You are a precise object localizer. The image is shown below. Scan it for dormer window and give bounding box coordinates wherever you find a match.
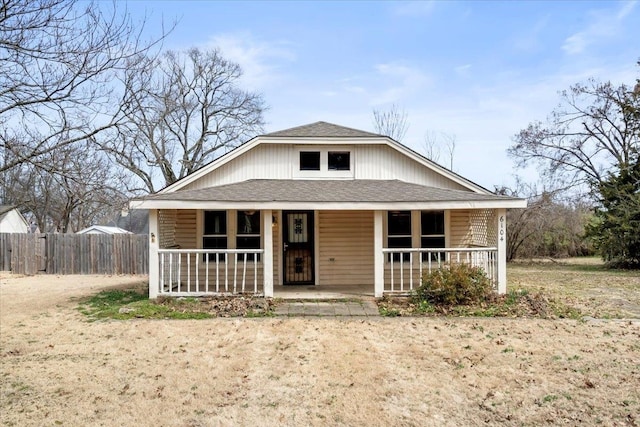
[300,151,320,170]
[328,151,350,170]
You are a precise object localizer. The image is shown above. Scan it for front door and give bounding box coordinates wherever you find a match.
[283,211,314,285]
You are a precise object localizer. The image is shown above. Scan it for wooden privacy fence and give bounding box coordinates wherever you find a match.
[0,233,148,275]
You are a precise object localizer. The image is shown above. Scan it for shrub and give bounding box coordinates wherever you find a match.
[414,263,493,306]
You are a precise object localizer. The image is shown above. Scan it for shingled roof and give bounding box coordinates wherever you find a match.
[264,121,381,138]
[141,179,520,204]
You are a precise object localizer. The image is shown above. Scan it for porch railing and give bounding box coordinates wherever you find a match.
[158,249,264,296]
[382,247,498,294]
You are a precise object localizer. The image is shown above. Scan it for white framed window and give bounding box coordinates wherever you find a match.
[236,210,261,261]
[293,146,354,178]
[203,210,227,260]
[387,210,411,262]
[421,210,445,261]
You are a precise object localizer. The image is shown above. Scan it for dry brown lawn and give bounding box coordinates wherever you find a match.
[1,267,639,427]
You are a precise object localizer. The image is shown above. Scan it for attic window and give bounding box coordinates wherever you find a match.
[328,151,350,170]
[300,151,320,170]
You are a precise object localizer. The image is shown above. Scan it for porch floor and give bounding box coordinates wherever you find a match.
[273,284,374,300]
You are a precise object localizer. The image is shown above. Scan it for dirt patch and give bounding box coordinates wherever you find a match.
[1,272,640,426]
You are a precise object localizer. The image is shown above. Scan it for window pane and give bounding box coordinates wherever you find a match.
[388,237,411,262]
[237,211,260,234]
[236,236,260,249]
[204,211,226,235]
[388,211,411,235]
[300,151,320,170]
[328,151,350,170]
[421,236,445,248]
[388,236,412,248]
[203,236,227,261]
[421,211,444,235]
[421,236,445,262]
[203,236,227,249]
[237,236,261,261]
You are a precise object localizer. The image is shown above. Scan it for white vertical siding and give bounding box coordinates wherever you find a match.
[180,142,473,192]
[318,210,374,286]
[183,144,292,190]
[355,145,469,190]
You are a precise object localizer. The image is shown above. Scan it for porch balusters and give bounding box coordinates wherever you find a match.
[382,247,498,294]
[157,249,264,296]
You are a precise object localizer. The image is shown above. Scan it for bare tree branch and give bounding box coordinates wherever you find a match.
[101,48,266,193]
[509,79,639,197]
[0,0,169,173]
[372,104,409,142]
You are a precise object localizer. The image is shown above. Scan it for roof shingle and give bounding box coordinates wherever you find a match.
[264,121,381,138]
[141,179,518,203]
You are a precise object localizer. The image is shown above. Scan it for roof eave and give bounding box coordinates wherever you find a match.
[130,199,527,211]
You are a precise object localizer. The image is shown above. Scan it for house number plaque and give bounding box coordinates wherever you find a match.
[499,215,505,242]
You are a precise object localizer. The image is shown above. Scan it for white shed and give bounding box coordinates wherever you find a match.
[0,205,29,233]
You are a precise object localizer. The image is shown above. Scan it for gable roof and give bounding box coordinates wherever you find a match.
[133,179,526,210]
[158,121,492,195]
[264,121,381,138]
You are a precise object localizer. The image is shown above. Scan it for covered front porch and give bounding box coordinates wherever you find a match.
[145,207,507,299]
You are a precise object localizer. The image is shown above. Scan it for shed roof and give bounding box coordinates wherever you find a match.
[77,225,133,235]
[0,205,17,215]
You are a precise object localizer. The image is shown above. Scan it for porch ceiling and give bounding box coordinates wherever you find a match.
[131,179,526,210]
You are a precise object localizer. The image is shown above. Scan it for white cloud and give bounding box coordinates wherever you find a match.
[392,1,436,17]
[370,62,432,105]
[454,64,472,77]
[562,1,637,55]
[512,16,550,52]
[206,32,296,90]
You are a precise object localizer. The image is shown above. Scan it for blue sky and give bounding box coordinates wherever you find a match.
[126,0,639,189]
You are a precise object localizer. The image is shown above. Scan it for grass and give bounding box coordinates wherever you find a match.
[377,257,640,319]
[509,257,640,319]
[78,289,214,320]
[77,287,274,320]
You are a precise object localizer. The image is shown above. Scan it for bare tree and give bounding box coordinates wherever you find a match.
[2,143,127,232]
[372,104,409,141]
[101,48,266,193]
[0,0,165,173]
[423,131,457,170]
[496,181,594,261]
[509,78,639,194]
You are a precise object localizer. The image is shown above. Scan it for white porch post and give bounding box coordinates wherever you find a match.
[374,210,384,298]
[148,209,159,299]
[496,208,507,294]
[262,209,274,297]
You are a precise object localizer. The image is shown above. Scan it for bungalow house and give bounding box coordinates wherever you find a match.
[131,122,526,299]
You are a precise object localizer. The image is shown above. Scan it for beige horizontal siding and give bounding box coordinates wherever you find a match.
[450,210,471,247]
[318,210,374,286]
[175,210,197,248]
